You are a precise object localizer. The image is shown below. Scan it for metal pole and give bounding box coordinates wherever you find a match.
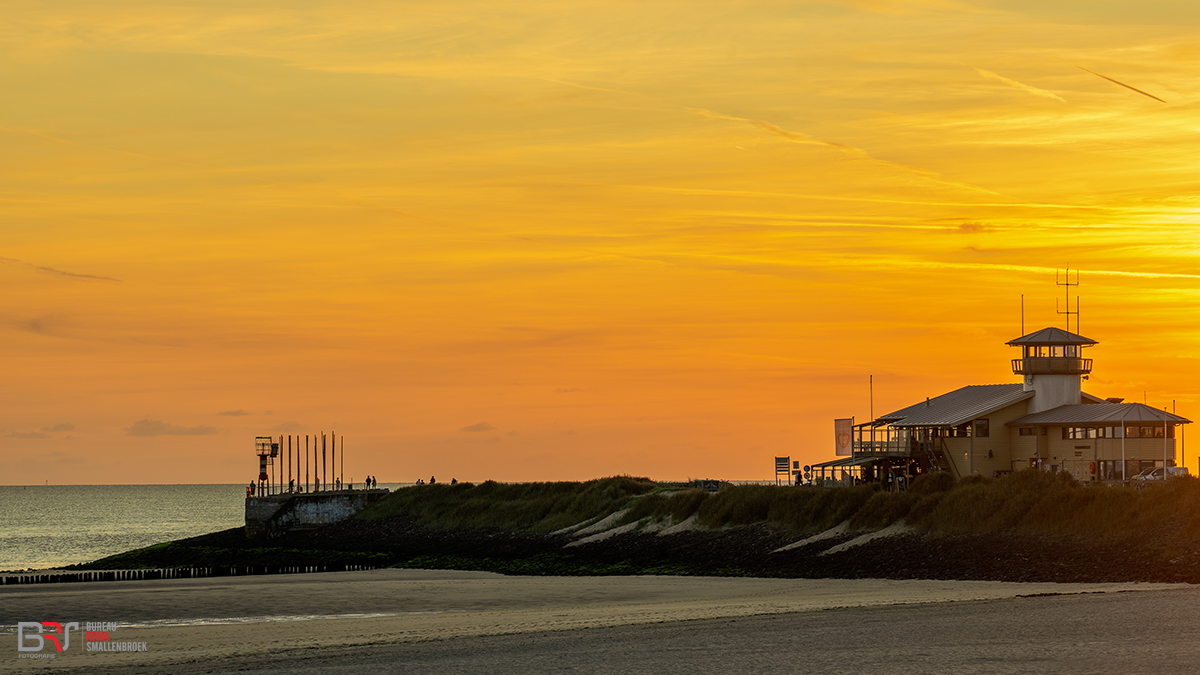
[306,435,310,493]
[1164,412,1169,480]
[332,430,336,490]
[288,435,292,492]
[1175,401,1181,473]
[323,433,327,491]
[969,426,974,476]
[1121,425,1126,483]
[341,435,344,488]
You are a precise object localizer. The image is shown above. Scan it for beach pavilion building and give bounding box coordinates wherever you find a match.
[813,327,1190,485]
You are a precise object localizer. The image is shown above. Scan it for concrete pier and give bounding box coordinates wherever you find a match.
[245,490,389,539]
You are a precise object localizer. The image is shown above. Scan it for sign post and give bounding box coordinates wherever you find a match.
[775,456,791,485]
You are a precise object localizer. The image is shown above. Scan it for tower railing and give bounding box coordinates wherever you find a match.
[1012,357,1092,375]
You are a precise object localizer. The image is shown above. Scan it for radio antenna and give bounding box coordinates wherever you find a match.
[1056,266,1079,333]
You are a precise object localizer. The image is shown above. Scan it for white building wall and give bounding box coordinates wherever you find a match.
[1028,374,1082,413]
[942,401,1029,477]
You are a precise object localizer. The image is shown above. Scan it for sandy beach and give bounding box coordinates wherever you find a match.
[2,570,1192,673]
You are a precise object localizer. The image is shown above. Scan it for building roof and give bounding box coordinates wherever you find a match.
[811,455,877,469]
[1008,402,1191,426]
[878,383,1034,428]
[1006,327,1098,346]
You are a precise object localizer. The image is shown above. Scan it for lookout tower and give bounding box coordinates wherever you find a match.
[1007,327,1096,414]
[254,436,278,496]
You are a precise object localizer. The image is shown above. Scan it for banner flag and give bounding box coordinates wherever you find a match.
[834,418,853,457]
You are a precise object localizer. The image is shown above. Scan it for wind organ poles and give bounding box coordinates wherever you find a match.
[249,432,349,496]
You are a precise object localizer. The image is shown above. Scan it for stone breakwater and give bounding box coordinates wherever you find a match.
[245,489,390,538]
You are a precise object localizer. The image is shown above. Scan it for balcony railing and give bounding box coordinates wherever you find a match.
[851,439,910,455]
[1012,357,1092,375]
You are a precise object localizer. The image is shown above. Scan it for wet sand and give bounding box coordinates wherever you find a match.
[1,570,1192,674]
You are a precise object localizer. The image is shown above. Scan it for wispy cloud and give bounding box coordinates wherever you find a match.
[955,221,990,234]
[460,422,496,432]
[42,423,75,432]
[124,419,218,437]
[972,67,1066,103]
[8,431,51,439]
[0,124,202,169]
[686,108,1001,196]
[217,409,251,416]
[0,257,121,282]
[837,258,1200,281]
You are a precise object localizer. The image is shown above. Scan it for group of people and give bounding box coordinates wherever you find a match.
[264,477,349,494]
[253,474,469,494]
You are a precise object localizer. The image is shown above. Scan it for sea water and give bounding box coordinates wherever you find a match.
[0,483,413,571]
[0,485,245,571]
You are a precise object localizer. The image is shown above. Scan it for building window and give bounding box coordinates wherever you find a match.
[1019,427,1036,436]
[1126,426,1173,439]
[974,419,989,438]
[1063,427,1099,440]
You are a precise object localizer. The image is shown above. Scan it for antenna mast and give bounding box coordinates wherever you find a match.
[1056,266,1079,333]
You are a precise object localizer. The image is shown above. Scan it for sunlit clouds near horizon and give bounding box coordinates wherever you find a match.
[3,0,1199,484]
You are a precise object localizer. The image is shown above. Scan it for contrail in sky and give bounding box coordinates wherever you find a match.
[973,67,1066,102]
[687,108,1001,196]
[1076,66,1167,103]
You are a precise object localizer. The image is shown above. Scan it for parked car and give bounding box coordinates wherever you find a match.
[1130,466,1189,483]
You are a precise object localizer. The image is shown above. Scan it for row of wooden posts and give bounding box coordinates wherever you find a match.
[0,563,379,586]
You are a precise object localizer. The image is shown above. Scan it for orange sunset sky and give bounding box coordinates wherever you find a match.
[3,0,1199,485]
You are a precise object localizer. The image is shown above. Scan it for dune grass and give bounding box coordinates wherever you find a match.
[357,475,658,532]
[78,471,1200,574]
[360,470,1200,540]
